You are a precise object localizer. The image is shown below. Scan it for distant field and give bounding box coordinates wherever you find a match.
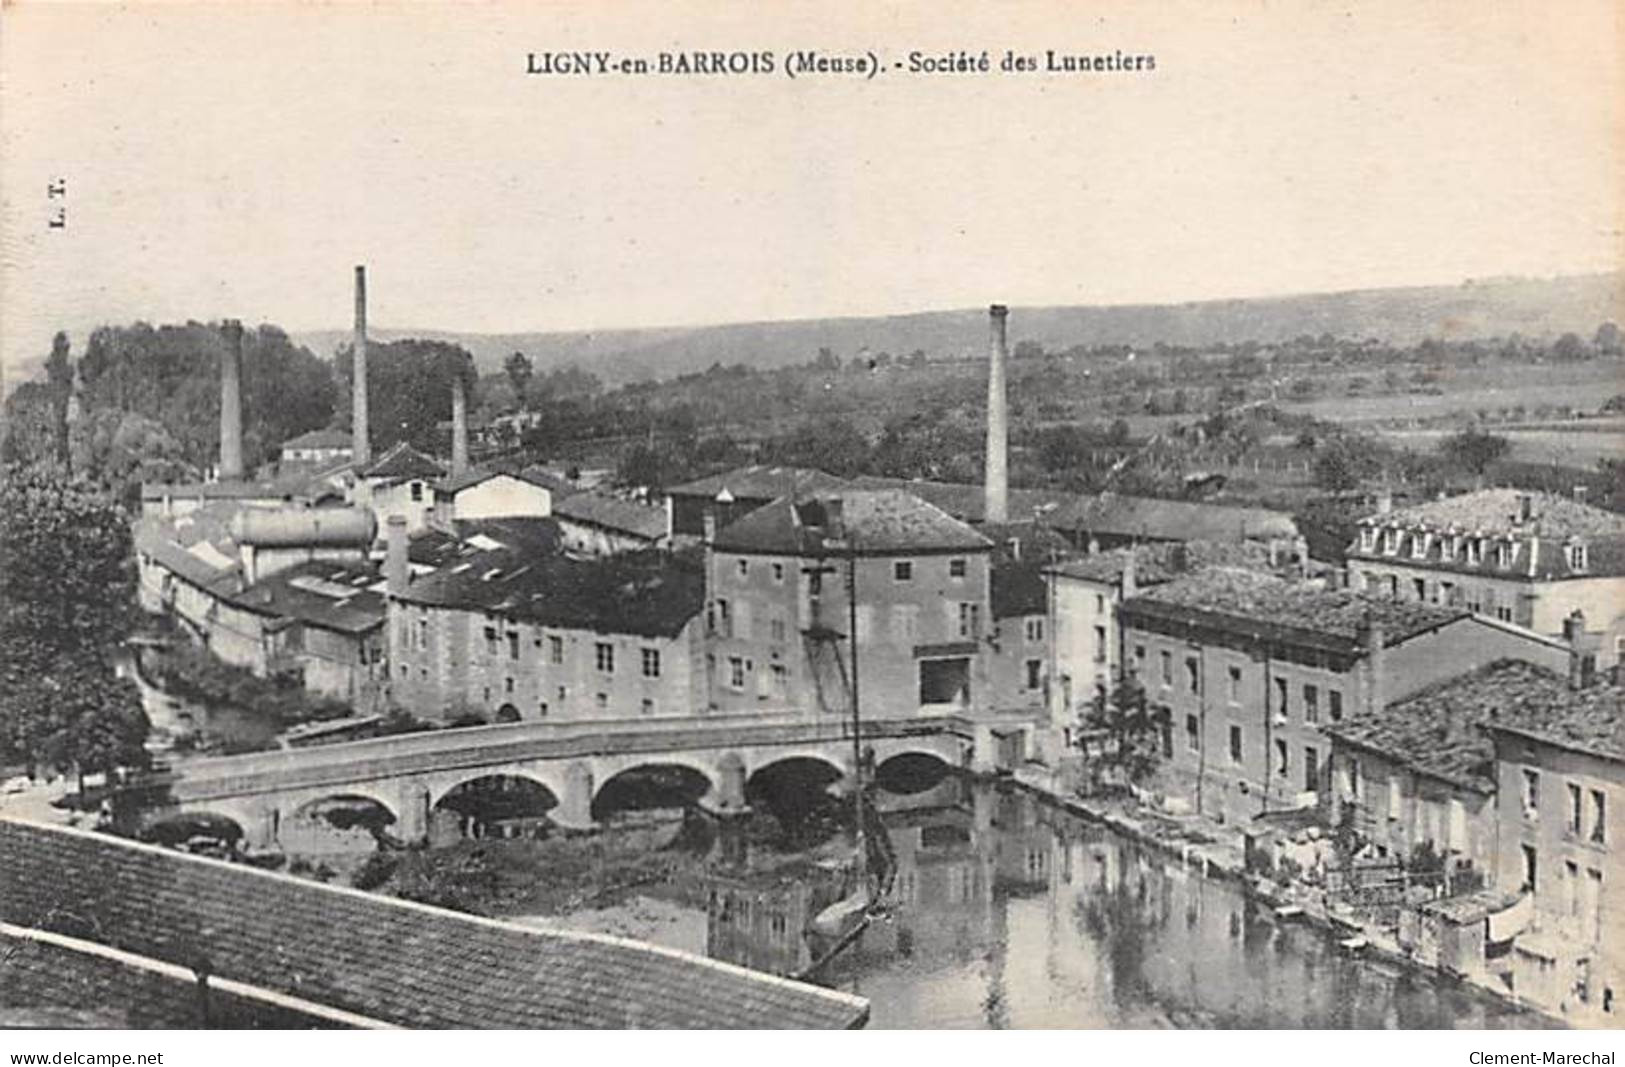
[1382,428,1624,469]
[1279,360,1623,427]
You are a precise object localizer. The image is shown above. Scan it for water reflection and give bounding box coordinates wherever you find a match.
[697,779,1555,1030]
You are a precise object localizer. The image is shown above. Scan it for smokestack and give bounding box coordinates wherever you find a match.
[451,374,469,475]
[219,320,245,481]
[386,514,409,596]
[1359,616,1387,713]
[985,304,1009,524]
[352,265,372,467]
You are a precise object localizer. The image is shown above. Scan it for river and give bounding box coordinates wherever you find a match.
[566,775,1556,1029]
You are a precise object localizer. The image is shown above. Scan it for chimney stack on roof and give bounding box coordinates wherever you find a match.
[451,373,470,476]
[352,265,372,467]
[1358,615,1387,713]
[219,319,245,482]
[386,514,409,596]
[985,304,1009,525]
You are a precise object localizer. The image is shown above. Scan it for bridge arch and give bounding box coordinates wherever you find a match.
[280,793,399,855]
[429,772,561,843]
[139,809,247,854]
[745,755,847,840]
[874,751,955,795]
[591,762,715,821]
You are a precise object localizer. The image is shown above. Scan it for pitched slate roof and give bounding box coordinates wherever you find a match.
[234,560,386,635]
[1326,661,1624,792]
[0,819,869,1029]
[438,462,570,497]
[362,441,445,482]
[554,492,669,542]
[1367,489,1625,539]
[133,504,244,591]
[712,490,991,556]
[281,429,353,452]
[847,476,1083,525]
[992,560,1047,619]
[1486,682,1625,764]
[1121,567,1467,653]
[1051,492,1300,543]
[1349,490,1625,579]
[408,519,568,569]
[398,547,704,639]
[669,465,849,501]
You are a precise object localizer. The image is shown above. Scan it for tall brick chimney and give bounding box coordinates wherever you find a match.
[451,373,469,476]
[1359,616,1387,713]
[985,304,1009,524]
[352,265,372,467]
[219,320,245,481]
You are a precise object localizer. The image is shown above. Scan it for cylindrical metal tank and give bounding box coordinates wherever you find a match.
[230,507,377,547]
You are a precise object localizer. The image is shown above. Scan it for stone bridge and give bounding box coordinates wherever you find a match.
[135,712,986,850]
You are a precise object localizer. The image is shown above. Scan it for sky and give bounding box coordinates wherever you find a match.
[1,0,1620,389]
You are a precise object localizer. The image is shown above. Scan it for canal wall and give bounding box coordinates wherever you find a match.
[1003,771,1571,1029]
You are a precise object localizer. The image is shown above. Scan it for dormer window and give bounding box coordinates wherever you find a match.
[1466,538,1484,566]
[1567,541,1589,573]
[1359,527,1377,553]
[1411,532,1429,560]
[1495,542,1515,569]
[1382,528,1400,556]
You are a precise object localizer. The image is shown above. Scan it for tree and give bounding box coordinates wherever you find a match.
[1313,437,1378,492]
[335,338,476,455]
[1552,332,1587,361]
[0,463,148,778]
[1439,427,1510,475]
[503,351,534,407]
[1596,321,1622,356]
[1079,675,1163,790]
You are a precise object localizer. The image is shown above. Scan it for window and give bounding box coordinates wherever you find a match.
[1522,769,1540,820]
[641,698,655,716]
[1095,594,1105,614]
[894,560,914,582]
[1360,527,1376,552]
[641,648,661,678]
[1568,542,1589,572]
[1329,689,1343,722]
[807,571,822,596]
[505,677,515,694]
[1566,860,1581,918]
[1467,539,1483,566]
[1186,657,1200,695]
[771,561,785,583]
[1186,714,1200,752]
[1496,542,1513,569]
[506,631,520,661]
[1133,644,1146,672]
[557,685,567,702]
[1160,650,1172,687]
[728,656,746,690]
[483,625,498,654]
[1592,789,1608,844]
[1411,534,1428,560]
[417,620,428,650]
[549,635,563,664]
[957,602,980,638]
[1273,676,1289,720]
[712,598,730,637]
[1228,665,1242,704]
[1570,783,1584,836]
[595,642,615,673]
[1304,745,1318,792]
[595,692,609,710]
[1093,626,1107,663]
[1388,776,1403,820]
[1522,844,1538,891]
[1024,617,1044,642]
[737,558,749,578]
[1275,739,1289,776]
[1349,757,1362,800]
[770,617,787,643]
[1304,684,1319,724]
[949,558,967,579]
[1025,659,1042,691]
[770,663,789,695]
[1412,578,1427,601]
[537,701,548,717]
[410,481,423,502]
[1229,725,1243,764]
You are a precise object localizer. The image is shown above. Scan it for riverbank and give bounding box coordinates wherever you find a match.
[1007,771,1568,1029]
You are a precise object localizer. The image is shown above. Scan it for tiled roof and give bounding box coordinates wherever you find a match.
[1325,661,1623,791]
[140,480,294,502]
[281,429,353,451]
[134,505,243,592]
[1349,490,1625,579]
[1121,567,1466,651]
[438,462,567,496]
[407,519,567,569]
[0,819,869,1029]
[398,547,704,639]
[712,490,991,556]
[1050,492,1300,543]
[1485,683,1625,764]
[847,476,1083,526]
[518,464,582,499]
[669,465,849,501]
[1367,489,1625,539]
[362,442,445,482]
[1046,540,1277,586]
[234,560,386,635]
[0,927,379,1029]
[555,492,669,541]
